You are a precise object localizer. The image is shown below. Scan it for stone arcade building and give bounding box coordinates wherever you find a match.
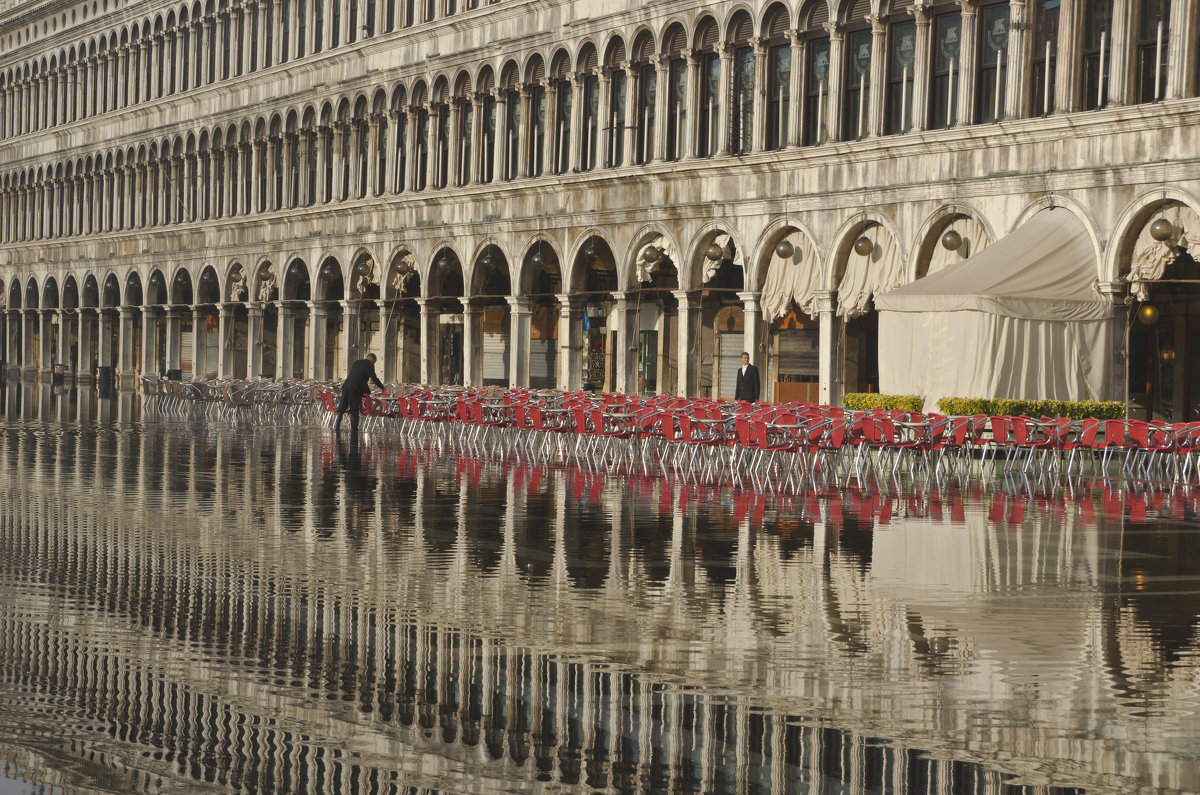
[0,0,1198,415]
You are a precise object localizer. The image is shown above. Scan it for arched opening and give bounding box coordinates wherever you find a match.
[1122,202,1200,420]
[195,266,221,378]
[629,236,679,395]
[428,247,465,385]
[146,269,169,376]
[834,221,903,396]
[316,257,344,381]
[694,231,746,399]
[571,236,617,391]
[170,269,195,379]
[61,276,80,374]
[123,271,143,375]
[348,251,381,365]
[470,244,512,386]
[761,227,823,403]
[24,278,41,372]
[383,252,421,384]
[521,241,560,389]
[281,259,311,379]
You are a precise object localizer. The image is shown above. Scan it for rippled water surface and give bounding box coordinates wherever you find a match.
[1,382,1199,794]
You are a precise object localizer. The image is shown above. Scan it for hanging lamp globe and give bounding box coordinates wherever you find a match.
[1137,303,1160,325]
[1150,217,1174,242]
[854,235,874,256]
[584,243,599,263]
[481,253,493,268]
[531,250,545,267]
[941,228,963,251]
[643,245,662,264]
[775,239,795,259]
[706,242,724,261]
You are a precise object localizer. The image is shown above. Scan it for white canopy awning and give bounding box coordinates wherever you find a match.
[876,209,1112,408]
[875,208,1109,321]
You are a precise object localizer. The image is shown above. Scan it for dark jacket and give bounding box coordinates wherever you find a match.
[734,363,760,403]
[343,358,385,398]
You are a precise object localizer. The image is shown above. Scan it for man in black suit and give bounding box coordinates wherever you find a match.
[336,352,386,433]
[734,351,760,403]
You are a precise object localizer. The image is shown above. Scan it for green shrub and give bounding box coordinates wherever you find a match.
[841,393,924,412]
[935,396,1125,419]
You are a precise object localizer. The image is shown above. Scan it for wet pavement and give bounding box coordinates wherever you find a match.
[0,381,1199,793]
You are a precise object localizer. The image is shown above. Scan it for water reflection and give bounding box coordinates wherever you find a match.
[0,384,1198,792]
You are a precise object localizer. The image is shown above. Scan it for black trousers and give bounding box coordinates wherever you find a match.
[335,391,364,431]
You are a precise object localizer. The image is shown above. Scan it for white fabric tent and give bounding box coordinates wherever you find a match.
[875,208,1112,410]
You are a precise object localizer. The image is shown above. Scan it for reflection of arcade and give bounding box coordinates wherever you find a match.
[2,422,1200,792]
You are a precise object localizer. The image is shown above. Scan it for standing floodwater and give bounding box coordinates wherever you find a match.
[1,382,1199,793]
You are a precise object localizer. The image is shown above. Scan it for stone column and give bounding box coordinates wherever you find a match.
[192,307,206,378]
[142,306,158,375]
[596,70,612,168]
[38,308,53,375]
[384,111,400,192]
[738,291,763,374]
[1167,0,1195,99]
[118,306,135,378]
[751,38,769,151]
[418,298,435,384]
[469,95,483,184]
[610,291,634,394]
[462,298,481,387]
[316,126,330,202]
[217,303,234,378]
[331,123,345,200]
[825,23,845,141]
[491,91,506,181]
[506,296,530,388]
[673,290,699,397]
[276,304,292,379]
[681,52,700,159]
[78,309,94,375]
[716,47,733,155]
[621,63,638,164]
[956,1,978,125]
[341,299,358,373]
[424,104,438,187]
[651,57,670,162]
[297,133,311,205]
[308,301,327,379]
[247,303,264,378]
[1004,0,1028,120]
[1107,0,1131,106]
[814,290,838,406]
[366,117,380,195]
[97,309,114,371]
[909,7,931,132]
[375,300,392,382]
[867,16,887,137]
[250,138,262,212]
[165,309,181,377]
[446,103,461,188]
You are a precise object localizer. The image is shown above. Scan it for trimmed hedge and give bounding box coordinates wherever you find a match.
[841,393,925,412]
[936,397,1126,419]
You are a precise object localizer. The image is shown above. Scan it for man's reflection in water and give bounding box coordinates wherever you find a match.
[337,429,375,542]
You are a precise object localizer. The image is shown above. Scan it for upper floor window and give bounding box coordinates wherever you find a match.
[1031,0,1060,116]
[886,20,916,134]
[1081,0,1113,109]
[929,8,961,129]
[1136,0,1170,102]
[976,2,1009,122]
[843,26,871,140]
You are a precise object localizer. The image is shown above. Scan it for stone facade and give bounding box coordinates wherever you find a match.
[1,0,1198,409]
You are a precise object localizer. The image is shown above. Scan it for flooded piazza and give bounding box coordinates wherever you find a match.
[0,382,1199,794]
